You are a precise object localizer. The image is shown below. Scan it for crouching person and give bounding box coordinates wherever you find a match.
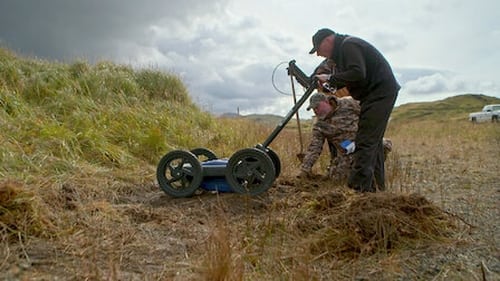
[298,93,360,183]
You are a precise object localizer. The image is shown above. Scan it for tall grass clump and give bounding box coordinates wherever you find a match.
[0,47,229,181]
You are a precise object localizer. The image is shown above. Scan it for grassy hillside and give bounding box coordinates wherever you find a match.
[242,113,285,127]
[0,48,269,181]
[390,94,500,122]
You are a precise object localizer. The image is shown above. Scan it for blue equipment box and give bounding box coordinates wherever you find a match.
[199,159,233,192]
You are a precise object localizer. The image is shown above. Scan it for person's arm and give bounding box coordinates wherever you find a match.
[316,43,366,88]
[332,43,366,84]
[300,126,326,171]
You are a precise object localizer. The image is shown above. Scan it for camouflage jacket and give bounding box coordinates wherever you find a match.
[300,96,360,176]
[317,96,360,136]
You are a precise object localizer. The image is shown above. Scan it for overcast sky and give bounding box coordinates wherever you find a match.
[1,0,499,117]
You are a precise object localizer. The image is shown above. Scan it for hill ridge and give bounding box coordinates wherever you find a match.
[225,94,500,125]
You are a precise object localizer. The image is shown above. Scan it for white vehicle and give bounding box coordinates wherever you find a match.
[469,104,500,123]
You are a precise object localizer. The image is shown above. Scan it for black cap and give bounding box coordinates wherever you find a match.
[309,28,335,54]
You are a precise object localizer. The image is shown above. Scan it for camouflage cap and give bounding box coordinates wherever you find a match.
[306,92,327,111]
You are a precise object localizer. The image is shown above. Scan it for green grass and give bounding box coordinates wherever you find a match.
[1,47,265,182]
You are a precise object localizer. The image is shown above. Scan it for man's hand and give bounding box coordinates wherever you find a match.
[315,74,332,82]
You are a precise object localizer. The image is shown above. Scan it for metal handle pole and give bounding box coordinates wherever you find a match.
[290,75,304,154]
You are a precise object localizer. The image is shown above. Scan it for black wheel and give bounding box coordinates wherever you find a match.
[190,147,217,161]
[492,116,498,122]
[225,148,276,195]
[260,147,281,178]
[471,117,477,123]
[156,150,203,198]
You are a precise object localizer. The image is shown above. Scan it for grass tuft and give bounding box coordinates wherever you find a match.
[301,192,456,258]
[0,180,54,239]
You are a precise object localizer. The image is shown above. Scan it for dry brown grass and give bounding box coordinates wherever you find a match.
[0,180,54,239]
[201,207,244,281]
[1,120,499,280]
[300,192,456,259]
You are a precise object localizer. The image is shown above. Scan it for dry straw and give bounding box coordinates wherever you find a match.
[296,191,457,259]
[0,180,54,239]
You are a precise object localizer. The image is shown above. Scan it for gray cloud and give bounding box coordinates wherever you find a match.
[394,68,447,86]
[1,0,499,116]
[0,0,228,60]
[404,73,452,94]
[395,67,498,107]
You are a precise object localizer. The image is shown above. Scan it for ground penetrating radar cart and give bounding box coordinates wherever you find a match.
[156,60,317,198]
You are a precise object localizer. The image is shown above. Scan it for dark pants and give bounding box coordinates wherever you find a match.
[348,91,397,192]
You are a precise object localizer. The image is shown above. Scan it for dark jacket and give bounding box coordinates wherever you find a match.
[330,34,400,101]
